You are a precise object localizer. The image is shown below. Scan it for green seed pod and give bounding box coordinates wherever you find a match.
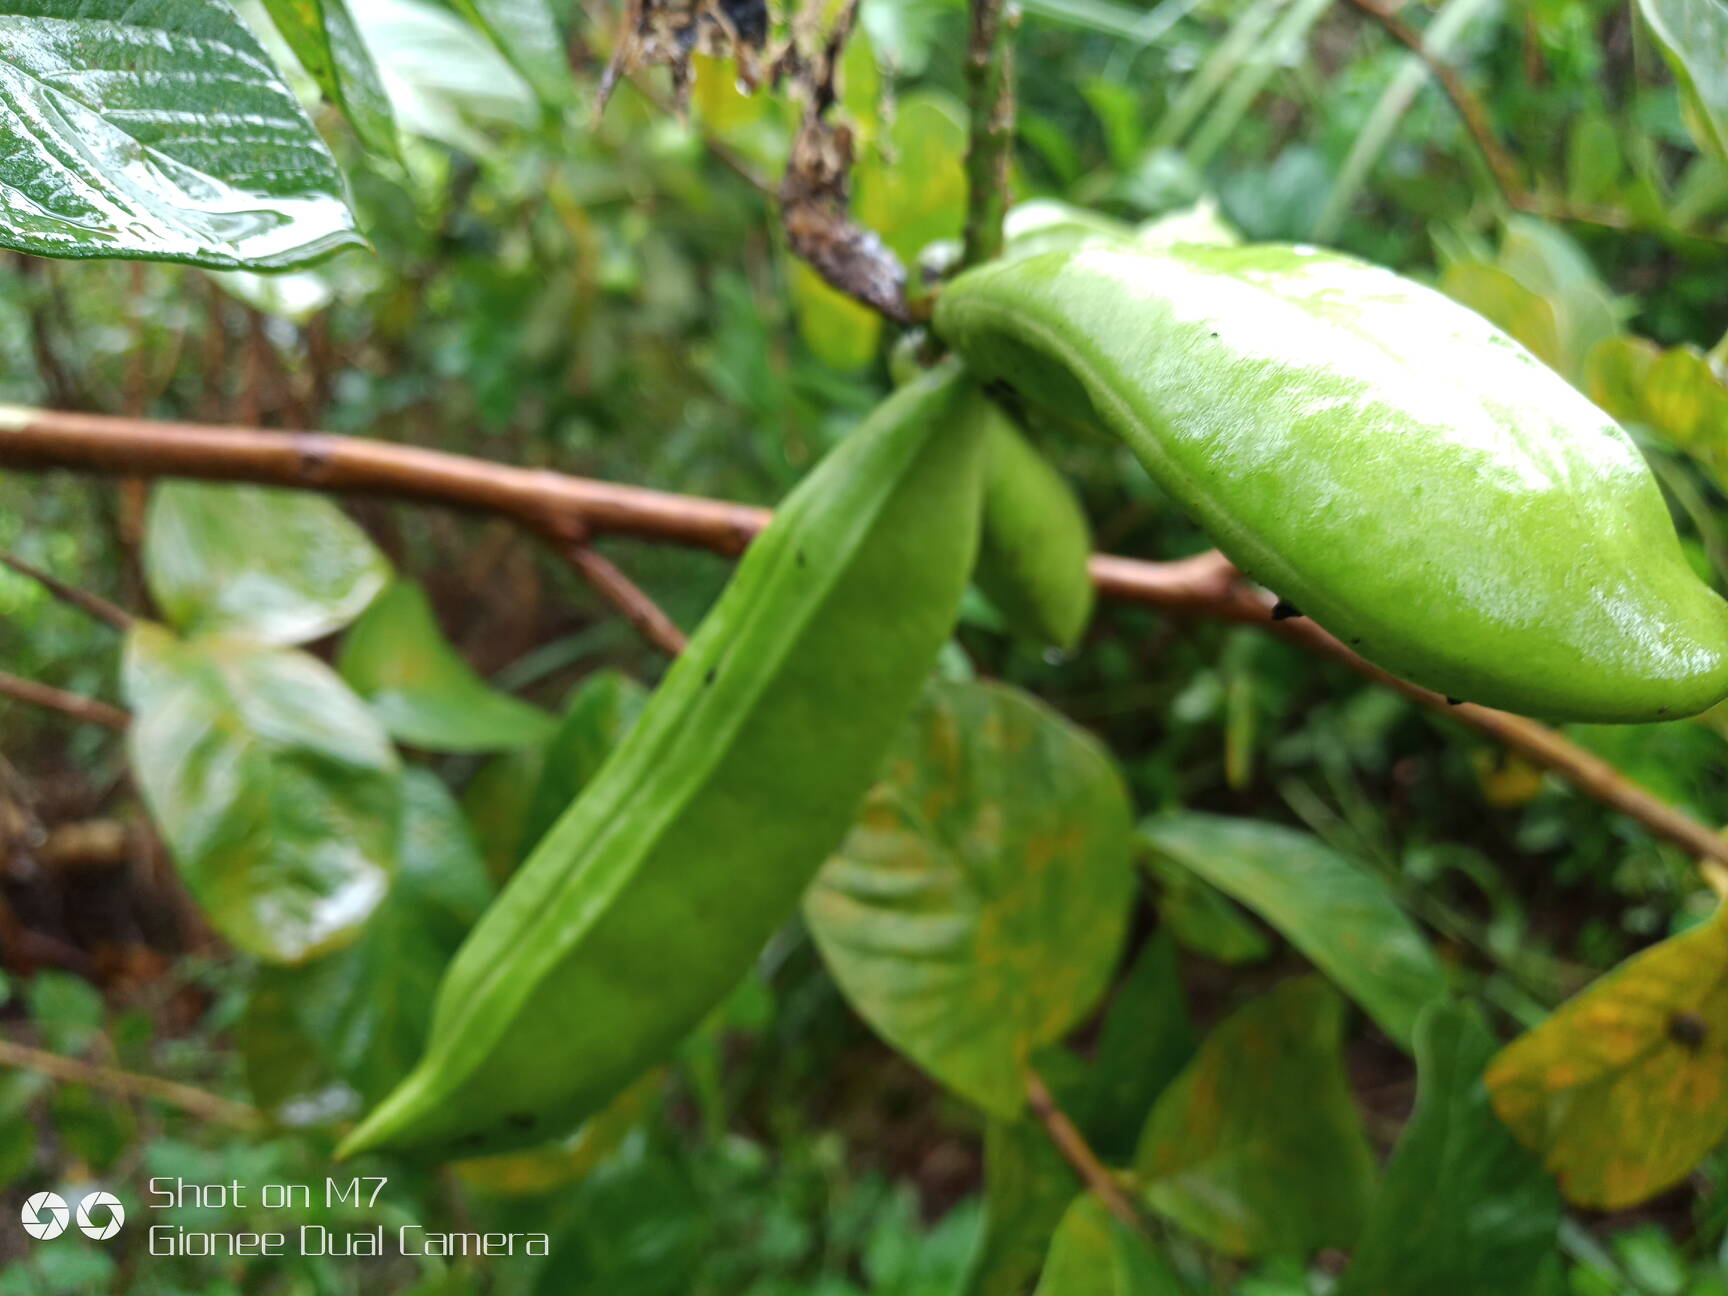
[974,406,1095,651]
[934,242,1728,722]
[338,364,989,1159]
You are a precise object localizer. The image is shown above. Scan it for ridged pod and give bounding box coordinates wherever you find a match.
[974,407,1095,650]
[339,363,988,1158]
[934,242,1728,721]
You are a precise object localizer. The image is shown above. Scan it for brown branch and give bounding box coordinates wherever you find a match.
[541,528,689,656]
[0,671,129,730]
[0,1035,259,1129]
[3,406,1726,866]
[0,550,132,630]
[1025,1068,1148,1237]
[961,0,1016,268]
[1343,0,1524,205]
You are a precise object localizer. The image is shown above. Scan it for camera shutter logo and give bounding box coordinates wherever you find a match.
[20,1192,69,1240]
[75,1191,124,1240]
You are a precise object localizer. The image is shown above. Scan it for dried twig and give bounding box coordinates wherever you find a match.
[0,671,128,731]
[0,1036,259,1129]
[0,550,131,630]
[3,406,1725,867]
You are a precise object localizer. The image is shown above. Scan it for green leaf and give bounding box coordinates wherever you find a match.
[124,623,400,963]
[964,1117,1081,1296]
[791,257,884,372]
[854,91,969,264]
[1073,932,1197,1162]
[24,970,104,1054]
[0,1,361,267]
[145,483,390,647]
[451,0,567,107]
[462,743,546,883]
[1486,901,1728,1209]
[521,669,649,851]
[338,579,554,752]
[1146,852,1271,966]
[253,768,492,1104]
[1341,1001,1559,1296]
[1140,815,1448,1049]
[1032,1195,1183,1296]
[262,0,401,160]
[1636,0,1728,161]
[806,680,1136,1119]
[1135,977,1375,1258]
[1441,262,1565,376]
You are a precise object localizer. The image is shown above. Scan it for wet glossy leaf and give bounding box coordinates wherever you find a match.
[338,580,554,752]
[0,2,360,267]
[124,623,400,963]
[145,483,390,647]
[1073,931,1197,1161]
[1486,902,1728,1209]
[1141,815,1447,1048]
[253,768,492,1104]
[1636,0,1728,161]
[854,91,969,264]
[964,1117,1080,1296]
[1033,1195,1183,1296]
[262,0,400,159]
[451,0,567,106]
[521,669,648,851]
[1135,978,1375,1257]
[806,680,1136,1118]
[353,0,537,152]
[1341,1001,1559,1296]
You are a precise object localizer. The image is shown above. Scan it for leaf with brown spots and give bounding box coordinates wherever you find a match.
[805,680,1135,1118]
[1485,903,1728,1209]
[1134,977,1375,1257]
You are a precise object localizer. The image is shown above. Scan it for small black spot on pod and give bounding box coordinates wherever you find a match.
[1446,697,1463,706]
[1350,638,1362,646]
[507,1112,537,1131]
[1271,599,1303,621]
[704,668,717,685]
[1669,1011,1708,1051]
[455,1132,487,1150]
[797,550,807,569]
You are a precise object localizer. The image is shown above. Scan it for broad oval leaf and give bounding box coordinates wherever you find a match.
[0,1,361,267]
[1140,814,1447,1049]
[124,623,400,963]
[249,768,491,1110]
[1134,977,1375,1257]
[262,0,400,160]
[806,680,1136,1119]
[338,579,554,752]
[145,483,390,647]
[854,91,968,264]
[1485,901,1728,1209]
[1340,1000,1560,1296]
[1032,1195,1183,1296]
[1636,0,1728,162]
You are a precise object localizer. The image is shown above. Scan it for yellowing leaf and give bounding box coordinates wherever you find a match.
[1135,977,1375,1257]
[806,681,1135,1118]
[854,91,969,264]
[1486,902,1728,1208]
[790,258,883,371]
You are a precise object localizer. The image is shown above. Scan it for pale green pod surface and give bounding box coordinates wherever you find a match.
[339,365,988,1159]
[934,243,1728,721]
[975,407,1096,650]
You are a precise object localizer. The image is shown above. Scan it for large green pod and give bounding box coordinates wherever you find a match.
[339,365,988,1159]
[935,243,1728,722]
[975,408,1095,650]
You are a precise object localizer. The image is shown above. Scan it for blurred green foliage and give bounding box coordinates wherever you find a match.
[5,0,1728,1292]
